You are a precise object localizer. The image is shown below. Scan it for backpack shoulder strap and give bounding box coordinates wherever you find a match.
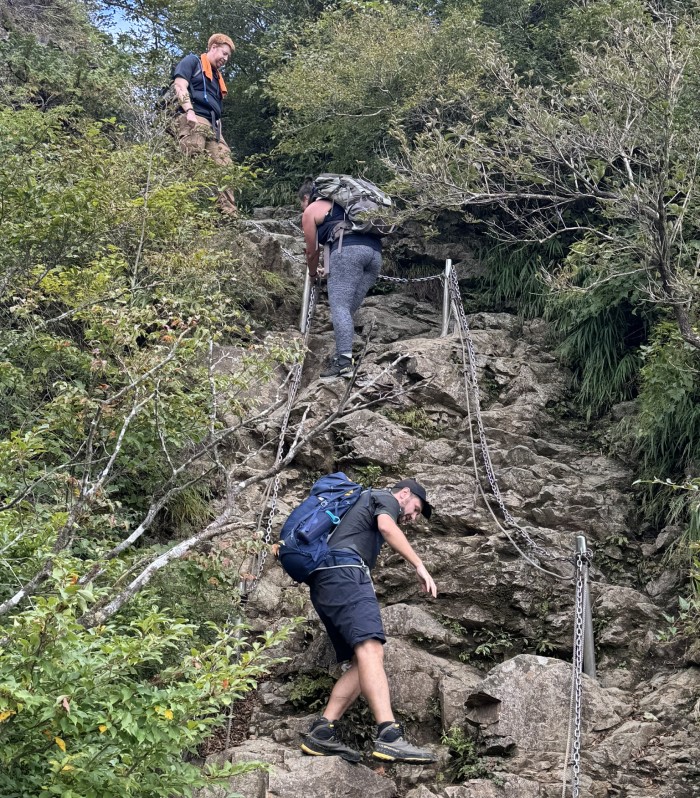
[327,488,371,543]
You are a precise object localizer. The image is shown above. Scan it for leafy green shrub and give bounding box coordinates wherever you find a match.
[383,407,445,439]
[149,552,244,643]
[351,465,385,488]
[266,2,495,177]
[288,671,335,712]
[543,254,651,419]
[0,581,290,797]
[0,23,128,116]
[478,240,556,317]
[629,323,700,585]
[0,98,298,605]
[441,726,493,782]
[635,475,700,597]
[656,595,700,643]
[0,38,304,798]
[635,323,700,477]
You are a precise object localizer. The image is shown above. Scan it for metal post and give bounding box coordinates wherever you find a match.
[300,269,312,333]
[576,535,597,680]
[440,258,453,337]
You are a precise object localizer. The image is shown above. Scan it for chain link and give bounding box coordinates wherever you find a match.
[377,273,444,284]
[447,270,572,564]
[570,552,586,797]
[244,283,318,596]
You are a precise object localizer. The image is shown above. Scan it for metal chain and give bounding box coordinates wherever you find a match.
[377,273,444,284]
[570,553,586,797]
[448,270,573,565]
[244,283,318,597]
[446,269,585,790]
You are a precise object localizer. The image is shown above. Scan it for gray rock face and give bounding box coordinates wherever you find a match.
[381,603,464,648]
[442,777,542,797]
[385,637,482,729]
[197,739,397,798]
[213,215,699,798]
[594,585,664,657]
[335,408,418,465]
[465,655,628,756]
[268,752,398,797]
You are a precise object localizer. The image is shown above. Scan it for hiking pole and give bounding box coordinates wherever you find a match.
[440,259,453,337]
[576,535,596,680]
[300,269,312,333]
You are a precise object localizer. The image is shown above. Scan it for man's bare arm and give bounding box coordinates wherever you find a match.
[377,514,437,597]
[172,77,197,127]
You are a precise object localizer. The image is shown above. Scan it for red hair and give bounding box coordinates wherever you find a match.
[207,33,234,51]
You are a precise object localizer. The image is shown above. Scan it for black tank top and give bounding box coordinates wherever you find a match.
[315,203,382,253]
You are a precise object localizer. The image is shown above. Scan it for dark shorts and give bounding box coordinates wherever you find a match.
[308,565,386,663]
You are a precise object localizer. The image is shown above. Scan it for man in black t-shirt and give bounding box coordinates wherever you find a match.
[171,33,237,216]
[300,478,439,765]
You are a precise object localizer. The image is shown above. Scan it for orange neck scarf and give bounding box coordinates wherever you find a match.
[200,53,227,98]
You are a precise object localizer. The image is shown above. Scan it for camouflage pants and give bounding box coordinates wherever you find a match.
[175,114,237,216]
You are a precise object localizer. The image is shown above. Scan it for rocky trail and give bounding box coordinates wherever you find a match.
[196,211,700,798]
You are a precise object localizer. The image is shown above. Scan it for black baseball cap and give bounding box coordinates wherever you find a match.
[393,479,433,520]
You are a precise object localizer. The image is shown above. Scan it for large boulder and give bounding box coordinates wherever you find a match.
[464,655,629,756]
[383,637,482,731]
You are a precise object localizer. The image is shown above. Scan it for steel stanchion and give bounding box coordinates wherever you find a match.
[299,270,312,333]
[440,258,453,337]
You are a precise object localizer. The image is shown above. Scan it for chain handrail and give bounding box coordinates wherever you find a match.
[254,261,575,593]
[447,269,574,571]
[377,273,444,284]
[562,551,587,797]
[243,251,589,797]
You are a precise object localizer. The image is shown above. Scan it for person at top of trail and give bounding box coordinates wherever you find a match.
[298,177,383,380]
[300,477,438,765]
[171,34,238,217]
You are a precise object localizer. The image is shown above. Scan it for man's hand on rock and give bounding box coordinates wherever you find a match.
[416,563,437,598]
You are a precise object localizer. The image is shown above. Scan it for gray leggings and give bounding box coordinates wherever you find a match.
[327,244,382,355]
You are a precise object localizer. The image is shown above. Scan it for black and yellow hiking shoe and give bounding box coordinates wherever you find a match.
[371,722,437,764]
[300,717,361,763]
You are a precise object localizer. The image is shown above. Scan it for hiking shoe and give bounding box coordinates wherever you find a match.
[300,717,361,762]
[371,722,437,764]
[320,355,353,380]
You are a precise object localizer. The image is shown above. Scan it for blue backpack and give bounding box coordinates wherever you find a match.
[277,472,365,583]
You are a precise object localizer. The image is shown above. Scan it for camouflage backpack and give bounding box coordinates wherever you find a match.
[312,174,396,246]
